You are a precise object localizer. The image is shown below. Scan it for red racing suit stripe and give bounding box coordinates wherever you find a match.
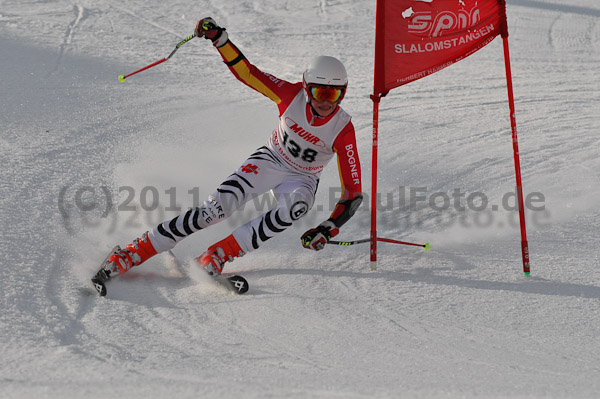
[217,41,298,115]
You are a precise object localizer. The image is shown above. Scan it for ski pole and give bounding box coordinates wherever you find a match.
[329,238,430,250]
[118,33,196,82]
[329,238,370,246]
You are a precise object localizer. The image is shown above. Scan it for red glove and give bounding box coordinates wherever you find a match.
[195,17,228,47]
[301,221,339,251]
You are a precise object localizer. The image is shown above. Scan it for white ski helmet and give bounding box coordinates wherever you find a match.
[302,56,348,102]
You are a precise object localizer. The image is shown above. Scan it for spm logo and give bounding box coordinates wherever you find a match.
[409,7,481,38]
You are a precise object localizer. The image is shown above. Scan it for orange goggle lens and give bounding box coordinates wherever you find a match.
[308,85,345,102]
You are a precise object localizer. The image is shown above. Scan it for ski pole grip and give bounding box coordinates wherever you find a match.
[202,21,217,31]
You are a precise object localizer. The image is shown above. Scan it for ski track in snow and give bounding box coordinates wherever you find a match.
[104,1,186,39]
[1,0,600,398]
[56,4,85,66]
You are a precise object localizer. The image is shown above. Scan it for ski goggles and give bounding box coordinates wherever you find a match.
[306,84,346,103]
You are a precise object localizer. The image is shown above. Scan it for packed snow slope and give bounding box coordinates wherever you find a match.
[1,0,599,398]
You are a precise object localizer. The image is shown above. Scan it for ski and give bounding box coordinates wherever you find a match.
[167,250,249,295]
[209,273,249,295]
[91,245,120,296]
[90,248,249,296]
[91,277,107,296]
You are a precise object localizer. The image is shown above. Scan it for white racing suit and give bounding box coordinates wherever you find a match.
[147,38,363,256]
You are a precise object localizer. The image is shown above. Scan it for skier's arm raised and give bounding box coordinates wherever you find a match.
[195,17,299,115]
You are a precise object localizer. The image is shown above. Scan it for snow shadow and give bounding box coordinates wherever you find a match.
[250,267,600,300]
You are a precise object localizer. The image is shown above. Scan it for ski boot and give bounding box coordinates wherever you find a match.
[197,234,245,275]
[92,232,157,296]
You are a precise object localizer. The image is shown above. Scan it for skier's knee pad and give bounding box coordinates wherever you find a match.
[277,188,314,223]
[287,199,310,222]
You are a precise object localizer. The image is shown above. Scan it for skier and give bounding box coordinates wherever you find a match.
[93,18,363,287]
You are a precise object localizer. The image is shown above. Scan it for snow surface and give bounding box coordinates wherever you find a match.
[1,0,600,398]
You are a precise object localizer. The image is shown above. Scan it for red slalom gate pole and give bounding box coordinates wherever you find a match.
[501,9,531,275]
[369,94,382,271]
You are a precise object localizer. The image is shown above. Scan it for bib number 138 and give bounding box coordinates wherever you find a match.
[282,132,318,163]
